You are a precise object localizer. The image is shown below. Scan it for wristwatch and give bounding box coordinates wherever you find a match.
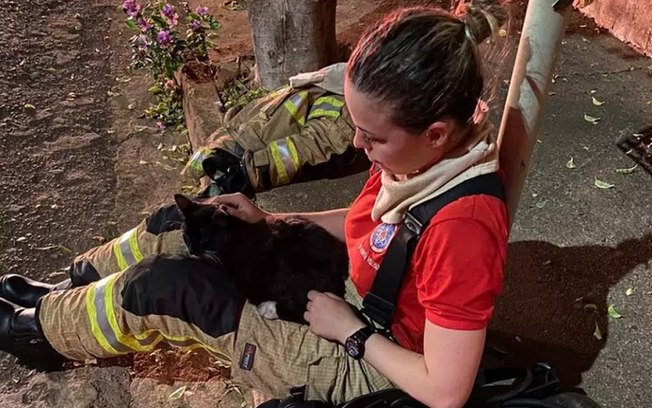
[345,326,376,360]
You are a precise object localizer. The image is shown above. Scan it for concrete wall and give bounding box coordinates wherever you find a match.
[575,0,652,57]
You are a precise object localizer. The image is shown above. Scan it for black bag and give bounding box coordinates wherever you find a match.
[260,364,601,408]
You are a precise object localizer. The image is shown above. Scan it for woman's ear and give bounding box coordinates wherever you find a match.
[424,121,452,149]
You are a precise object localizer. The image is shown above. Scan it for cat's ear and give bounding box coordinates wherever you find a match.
[174,194,196,217]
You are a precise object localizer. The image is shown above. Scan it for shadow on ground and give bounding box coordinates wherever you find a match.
[486,233,652,388]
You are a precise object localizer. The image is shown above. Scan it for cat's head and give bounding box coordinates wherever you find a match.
[174,194,243,260]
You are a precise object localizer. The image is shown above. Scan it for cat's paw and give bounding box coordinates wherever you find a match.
[257,301,279,320]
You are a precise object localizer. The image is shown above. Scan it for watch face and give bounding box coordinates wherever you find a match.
[345,338,361,358]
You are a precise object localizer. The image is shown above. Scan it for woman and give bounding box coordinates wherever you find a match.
[0,3,508,407]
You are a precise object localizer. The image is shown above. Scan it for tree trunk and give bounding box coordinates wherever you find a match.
[247,0,337,90]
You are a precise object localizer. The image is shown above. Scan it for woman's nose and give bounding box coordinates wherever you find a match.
[352,130,367,150]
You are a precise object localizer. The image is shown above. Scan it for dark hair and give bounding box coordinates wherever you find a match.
[347,1,507,133]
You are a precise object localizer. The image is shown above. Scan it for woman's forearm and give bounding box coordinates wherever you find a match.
[271,208,349,241]
[362,335,454,408]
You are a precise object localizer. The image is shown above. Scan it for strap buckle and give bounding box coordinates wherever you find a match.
[361,292,395,329]
[403,211,423,235]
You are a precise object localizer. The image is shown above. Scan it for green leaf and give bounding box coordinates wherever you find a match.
[168,385,187,400]
[124,19,140,32]
[148,84,162,94]
[594,179,614,189]
[615,164,637,174]
[593,321,602,340]
[625,288,634,296]
[535,200,548,209]
[608,304,623,319]
[566,157,576,169]
[591,96,604,106]
[584,113,601,124]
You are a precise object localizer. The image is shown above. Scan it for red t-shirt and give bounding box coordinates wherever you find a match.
[344,171,509,353]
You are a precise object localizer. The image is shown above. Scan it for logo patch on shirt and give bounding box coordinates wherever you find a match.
[370,223,398,253]
[239,343,256,370]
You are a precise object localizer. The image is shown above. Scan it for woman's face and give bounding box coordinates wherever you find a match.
[344,78,445,177]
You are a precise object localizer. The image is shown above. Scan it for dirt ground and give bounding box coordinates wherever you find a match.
[0,0,619,406]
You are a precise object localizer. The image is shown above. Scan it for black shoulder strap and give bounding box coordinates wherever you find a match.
[361,172,506,330]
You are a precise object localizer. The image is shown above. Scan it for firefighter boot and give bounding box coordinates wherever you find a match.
[0,297,66,371]
[0,274,71,308]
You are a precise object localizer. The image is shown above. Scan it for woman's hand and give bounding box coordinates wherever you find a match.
[304,290,366,344]
[208,193,272,223]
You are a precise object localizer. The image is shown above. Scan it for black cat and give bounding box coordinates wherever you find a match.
[174,194,349,324]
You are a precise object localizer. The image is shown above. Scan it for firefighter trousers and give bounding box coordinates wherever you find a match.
[36,204,392,404]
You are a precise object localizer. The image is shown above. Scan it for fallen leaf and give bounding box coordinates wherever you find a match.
[583,303,598,312]
[590,89,597,94]
[24,103,36,110]
[15,236,27,242]
[591,96,604,106]
[625,288,634,296]
[34,245,58,251]
[593,321,603,340]
[139,160,148,165]
[608,305,623,319]
[168,385,187,400]
[535,200,548,209]
[584,113,601,124]
[566,157,576,169]
[615,164,637,174]
[594,179,614,189]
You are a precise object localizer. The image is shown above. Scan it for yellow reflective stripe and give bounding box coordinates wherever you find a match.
[128,230,143,264]
[112,228,142,271]
[112,238,128,271]
[188,149,209,172]
[283,91,308,126]
[307,108,340,120]
[104,275,160,352]
[314,96,344,108]
[84,274,232,362]
[269,142,289,184]
[101,274,232,361]
[85,280,121,355]
[286,138,300,170]
[307,96,344,120]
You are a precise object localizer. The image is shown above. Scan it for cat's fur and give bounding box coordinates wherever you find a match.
[174,194,349,324]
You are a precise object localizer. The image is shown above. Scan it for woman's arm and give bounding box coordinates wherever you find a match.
[208,193,348,241]
[272,209,349,242]
[363,322,485,408]
[305,292,484,408]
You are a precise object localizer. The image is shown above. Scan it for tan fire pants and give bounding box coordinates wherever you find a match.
[39,253,392,404]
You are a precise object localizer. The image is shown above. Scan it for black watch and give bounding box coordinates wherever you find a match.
[344,326,376,360]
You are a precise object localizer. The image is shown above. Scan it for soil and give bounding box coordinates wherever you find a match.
[0,0,611,406]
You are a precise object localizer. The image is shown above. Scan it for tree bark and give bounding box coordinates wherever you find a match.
[247,0,337,90]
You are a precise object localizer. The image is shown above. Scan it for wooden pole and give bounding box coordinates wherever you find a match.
[247,0,337,90]
[497,0,572,226]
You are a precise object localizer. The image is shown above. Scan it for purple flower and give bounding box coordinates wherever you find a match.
[160,4,179,26]
[164,79,176,90]
[137,17,152,32]
[196,6,208,16]
[190,20,202,31]
[122,0,141,17]
[156,30,171,45]
[161,4,175,17]
[156,121,166,131]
